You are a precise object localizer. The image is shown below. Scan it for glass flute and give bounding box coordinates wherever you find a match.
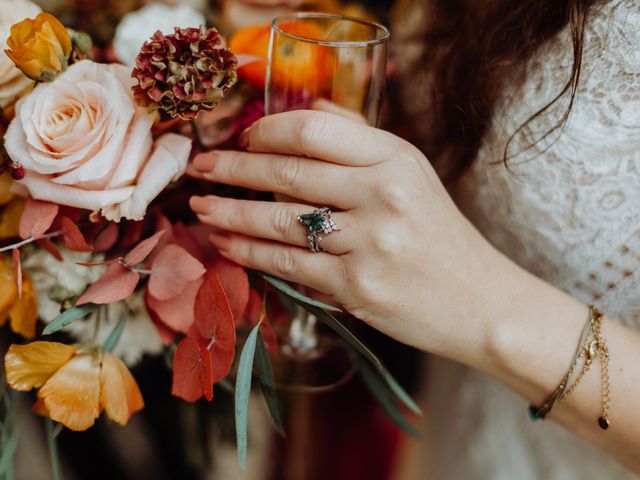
[265,12,389,391]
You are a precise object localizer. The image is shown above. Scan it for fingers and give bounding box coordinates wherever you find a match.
[310,99,367,124]
[240,110,402,166]
[191,196,356,255]
[191,150,363,209]
[208,231,344,295]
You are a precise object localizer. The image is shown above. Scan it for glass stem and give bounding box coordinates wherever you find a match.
[288,305,318,352]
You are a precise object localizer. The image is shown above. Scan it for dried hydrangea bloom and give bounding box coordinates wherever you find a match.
[132,27,238,120]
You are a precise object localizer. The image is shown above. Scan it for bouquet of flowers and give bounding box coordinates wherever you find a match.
[0,0,417,473]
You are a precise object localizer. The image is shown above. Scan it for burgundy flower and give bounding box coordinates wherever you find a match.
[132,27,238,120]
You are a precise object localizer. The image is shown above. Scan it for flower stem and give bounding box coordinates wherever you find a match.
[46,419,64,480]
[190,119,205,151]
[0,230,63,254]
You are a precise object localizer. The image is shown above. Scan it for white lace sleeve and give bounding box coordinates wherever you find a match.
[457,0,640,328]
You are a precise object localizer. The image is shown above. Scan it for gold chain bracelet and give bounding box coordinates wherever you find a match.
[528,306,611,429]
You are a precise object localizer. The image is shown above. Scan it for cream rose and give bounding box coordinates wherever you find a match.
[0,0,41,108]
[4,60,192,221]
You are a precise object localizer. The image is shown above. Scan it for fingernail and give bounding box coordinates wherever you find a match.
[238,127,251,149]
[189,195,212,214]
[209,232,231,251]
[193,152,218,173]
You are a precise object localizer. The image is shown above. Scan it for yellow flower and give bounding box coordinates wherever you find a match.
[4,13,72,81]
[4,342,144,431]
[0,256,37,338]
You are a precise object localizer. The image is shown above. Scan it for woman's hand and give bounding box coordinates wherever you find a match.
[189,110,516,361]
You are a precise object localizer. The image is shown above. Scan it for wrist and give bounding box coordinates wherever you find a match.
[479,259,588,397]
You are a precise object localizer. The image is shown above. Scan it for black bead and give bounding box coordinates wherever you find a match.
[598,416,610,430]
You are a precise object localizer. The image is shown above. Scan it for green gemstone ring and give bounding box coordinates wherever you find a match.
[297,207,340,253]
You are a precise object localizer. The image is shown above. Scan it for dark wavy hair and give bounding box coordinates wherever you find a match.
[412,0,599,181]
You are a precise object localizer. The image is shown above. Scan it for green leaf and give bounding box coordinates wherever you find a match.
[102,317,126,353]
[43,305,98,335]
[0,431,17,476]
[217,378,235,393]
[260,275,421,416]
[295,302,422,416]
[255,333,285,436]
[378,368,421,416]
[358,357,421,438]
[260,274,341,312]
[235,322,260,469]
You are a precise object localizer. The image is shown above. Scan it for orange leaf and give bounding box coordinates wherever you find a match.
[38,353,101,431]
[124,230,165,266]
[4,341,77,391]
[93,223,119,253]
[148,244,206,301]
[209,257,249,323]
[61,216,91,252]
[76,263,140,306]
[9,276,37,338]
[19,197,59,239]
[12,248,21,298]
[100,353,144,426]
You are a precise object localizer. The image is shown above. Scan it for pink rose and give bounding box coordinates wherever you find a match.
[5,60,192,221]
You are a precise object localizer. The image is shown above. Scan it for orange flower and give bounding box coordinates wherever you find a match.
[4,13,72,81]
[4,341,144,431]
[0,255,37,338]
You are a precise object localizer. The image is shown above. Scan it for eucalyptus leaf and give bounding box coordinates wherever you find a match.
[43,305,98,335]
[217,378,235,393]
[255,333,285,436]
[260,274,341,312]
[235,322,261,469]
[102,317,126,353]
[0,432,17,476]
[359,358,421,438]
[295,303,422,416]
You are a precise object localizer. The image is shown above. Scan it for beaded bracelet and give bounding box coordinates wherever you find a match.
[528,305,611,430]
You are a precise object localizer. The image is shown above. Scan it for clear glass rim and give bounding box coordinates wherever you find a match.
[271,12,390,48]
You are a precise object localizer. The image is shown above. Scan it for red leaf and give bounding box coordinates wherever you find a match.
[76,263,140,305]
[209,257,249,323]
[173,222,205,262]
[124,230,165,266]
[146,292,179,344]
[12,248,22,298]
[93,223,119,252]
[147,211,174,264]
[76,259,118,267]
[119,220,144,249]
[190,273,236,382]
[148,244,206,301]
[19,198,59,239]
[146,276,204,334]
[188,224,219,262]
[35,239,63,261]
[61,217,92,252]
[171,337,214,402]
[246,289,279,353]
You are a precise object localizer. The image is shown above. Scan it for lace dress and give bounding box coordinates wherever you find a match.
[394,0,640,478]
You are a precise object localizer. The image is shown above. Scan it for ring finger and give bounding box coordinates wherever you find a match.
[190,195,357,255]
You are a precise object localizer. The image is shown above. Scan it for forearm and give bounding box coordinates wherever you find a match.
[464,254,640,472]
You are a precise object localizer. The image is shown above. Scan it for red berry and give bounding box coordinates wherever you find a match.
[11,166,25,180]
